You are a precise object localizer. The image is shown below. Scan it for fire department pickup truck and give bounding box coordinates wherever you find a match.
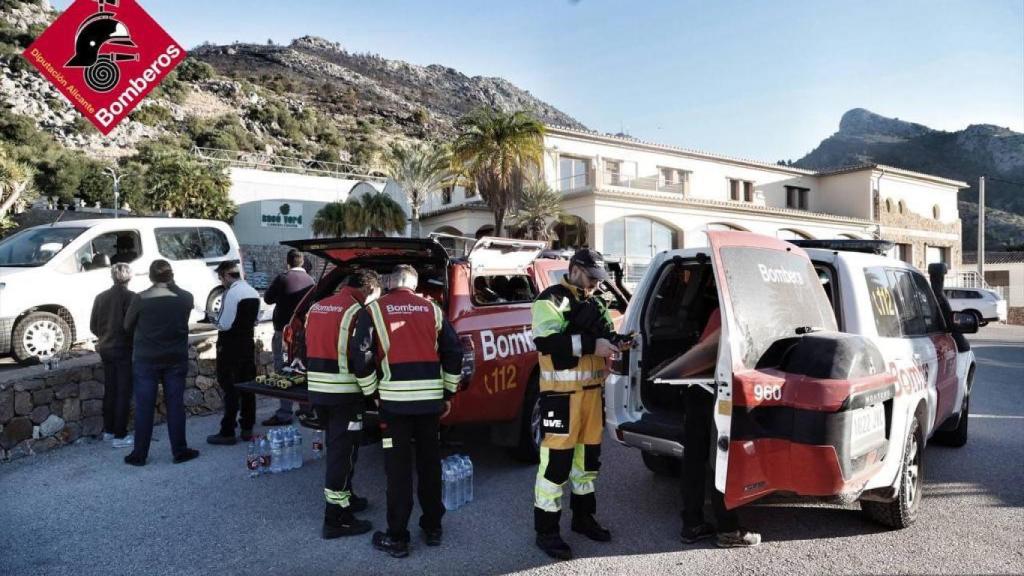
[606,232,977,529]
[277,236,628,461]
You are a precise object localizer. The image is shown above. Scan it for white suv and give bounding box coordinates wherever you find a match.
[943,287,1007,326]
[0,218,240,363]
[605,233,977,529]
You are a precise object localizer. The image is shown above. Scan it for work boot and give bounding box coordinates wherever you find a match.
[535,533,572,561]
[348,493,368,513]
[372,531,409,558]
[716,528,761,548]
[423,527,443,547]
[239,429,254,442]
[206,432,237,446]
[322,504,372,540]
[571,514,611,542]
[680,522,716,544]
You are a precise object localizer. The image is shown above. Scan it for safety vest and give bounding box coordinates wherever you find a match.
[532,278,612,394]
[357,288,459,405]
[305,286,363,395]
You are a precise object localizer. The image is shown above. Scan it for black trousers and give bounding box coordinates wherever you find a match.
[681,385,738,532]
[100,352,132,438]
[315,401,363,508]
[218,377,255,435]
[380,410,444,541]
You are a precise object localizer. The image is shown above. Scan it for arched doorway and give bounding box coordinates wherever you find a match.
[432,226,469,256]
[692,222,747,248]
[475,225,495,239]
[602,216,679,285]
[776,228,813,241]
[550,216,590,250]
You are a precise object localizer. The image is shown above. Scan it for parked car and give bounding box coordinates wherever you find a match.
[0,218,241,363]
[277,236,628,460]
[605,233,977,530]
[943,287,1007,326]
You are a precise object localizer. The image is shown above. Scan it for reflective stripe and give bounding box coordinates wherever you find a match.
[569,444,596,495]
[541,370,604,382]
[381,378,443,390]
[379,389,445,402]
[442,372,460,393]
[324,488,351,508]
[357,374,378,396]
[336,305,361,375]
[306,371,358,384]
[307,380,361,394]
[433,304,443,333]
[534,447,565,512]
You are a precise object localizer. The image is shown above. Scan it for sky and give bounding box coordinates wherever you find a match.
[53,0,1024,163]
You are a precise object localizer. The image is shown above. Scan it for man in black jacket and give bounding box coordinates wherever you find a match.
[207,262,262,445]
[262,249,314,426]
[90,262,135,449]
[123,260,199,466]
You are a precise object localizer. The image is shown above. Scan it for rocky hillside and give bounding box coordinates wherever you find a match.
[0,0,583,166]
[795,108,1024,249]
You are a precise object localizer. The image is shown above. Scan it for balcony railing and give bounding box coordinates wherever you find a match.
[556,169,595,193]
[604,171,685,194]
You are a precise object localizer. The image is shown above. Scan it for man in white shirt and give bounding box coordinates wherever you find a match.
[208,262,262,445]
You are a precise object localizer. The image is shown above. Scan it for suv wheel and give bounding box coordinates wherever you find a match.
[13,311,72,364]
[641,451,681,477]
[861,417,923,529]
[206,287,225,322]
[510,375,541,463]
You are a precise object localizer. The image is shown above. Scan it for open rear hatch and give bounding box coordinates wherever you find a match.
[701,232,894,508]
[467,236,546,276]
[284,237,450,272]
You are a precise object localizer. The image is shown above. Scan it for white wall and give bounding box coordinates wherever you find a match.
[877,172,960,224]
[817,171,873,220]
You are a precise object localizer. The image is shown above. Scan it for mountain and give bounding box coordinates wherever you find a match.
[0,1,583,166]
[795,108,1024,250]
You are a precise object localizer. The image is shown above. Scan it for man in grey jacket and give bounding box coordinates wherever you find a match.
[122,260,199,467]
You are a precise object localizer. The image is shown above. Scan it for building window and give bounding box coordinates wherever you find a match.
[658,167,690,195]
[786,186,810,210]
[898,200,906,215]
[729,179,754,202]
[885,198,893,213]
[926,245,949,266]
[606,160,621,186]
[933,204,941,220]
[603,216,678,284]
[558,156,590,192]
[892,243,912,263]
[441,186,453,205]
[464,183,476,198]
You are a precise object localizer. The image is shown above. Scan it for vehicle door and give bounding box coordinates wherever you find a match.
[463,237,546,419]
[705,232,839,508]
[64,229,147,338]
[910,271,959,426]
[153,226,225,322]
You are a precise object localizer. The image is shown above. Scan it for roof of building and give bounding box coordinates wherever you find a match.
[815,164,969,188]
[544,125,968,188]
[962,251,1024,265]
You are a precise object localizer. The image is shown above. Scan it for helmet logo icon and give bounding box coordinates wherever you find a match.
[64,0,139,93]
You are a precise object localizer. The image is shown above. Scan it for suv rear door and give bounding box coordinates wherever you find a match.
[705,232,840,506]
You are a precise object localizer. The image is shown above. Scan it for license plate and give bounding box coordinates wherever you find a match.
[850,403,886,457]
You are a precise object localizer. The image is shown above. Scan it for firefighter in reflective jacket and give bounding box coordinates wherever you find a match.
[531,249,626,561]
[350,265,463,559]
[306,269,380,539]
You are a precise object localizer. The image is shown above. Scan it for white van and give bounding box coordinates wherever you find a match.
[0,218,240,363]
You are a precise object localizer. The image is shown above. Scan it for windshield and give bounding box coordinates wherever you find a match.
[719,247,838,369]
[0,227,87,267]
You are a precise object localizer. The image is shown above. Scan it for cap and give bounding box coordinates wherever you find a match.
[569,249,608,282]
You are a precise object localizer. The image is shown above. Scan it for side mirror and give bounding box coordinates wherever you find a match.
[951,311,978,335]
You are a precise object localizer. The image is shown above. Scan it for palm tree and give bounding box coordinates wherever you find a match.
[384,142,456,238]
[312,198,362,238]
[0,147,32,220]
[356,192,407,237]
[508,180,564,242]
[453,108,545,237]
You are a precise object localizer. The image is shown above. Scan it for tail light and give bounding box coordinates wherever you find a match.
[459,335,475,389]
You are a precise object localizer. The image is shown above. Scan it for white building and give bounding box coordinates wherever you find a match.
[422,126,966,281]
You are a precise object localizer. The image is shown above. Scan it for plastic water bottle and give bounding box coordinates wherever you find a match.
[246,438,260,478]
[461,455,474,503]
[452,455,465,508]
[258,435,271,474]
[311,430,324,460]
[283,427,296,471]
[442,457,457,511]
[293,426,304,469]
[269,429,284,474]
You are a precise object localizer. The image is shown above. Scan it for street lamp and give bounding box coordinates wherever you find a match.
[104,166,120,219]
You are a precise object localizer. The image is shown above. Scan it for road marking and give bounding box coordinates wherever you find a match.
[970,414,1024,420]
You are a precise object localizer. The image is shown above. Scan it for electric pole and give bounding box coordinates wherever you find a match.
[105,166,120,219]
[977,176,985,281]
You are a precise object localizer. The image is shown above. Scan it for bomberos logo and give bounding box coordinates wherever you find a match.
[22,0,186,135]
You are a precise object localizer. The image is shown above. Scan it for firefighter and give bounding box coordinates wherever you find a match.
[306,269,381,539]
[350,265,463,558]
[531,248,628,560]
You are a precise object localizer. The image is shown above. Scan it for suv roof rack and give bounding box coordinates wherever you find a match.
[789,239,894,255]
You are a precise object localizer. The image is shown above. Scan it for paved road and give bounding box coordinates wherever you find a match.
[2,327,1022,576]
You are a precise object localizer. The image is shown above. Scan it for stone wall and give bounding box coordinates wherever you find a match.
[0,330,274,463]
[1009,307,1024,326]
[240,243,327,291]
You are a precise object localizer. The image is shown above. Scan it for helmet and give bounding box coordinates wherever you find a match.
[65,13,136,68]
